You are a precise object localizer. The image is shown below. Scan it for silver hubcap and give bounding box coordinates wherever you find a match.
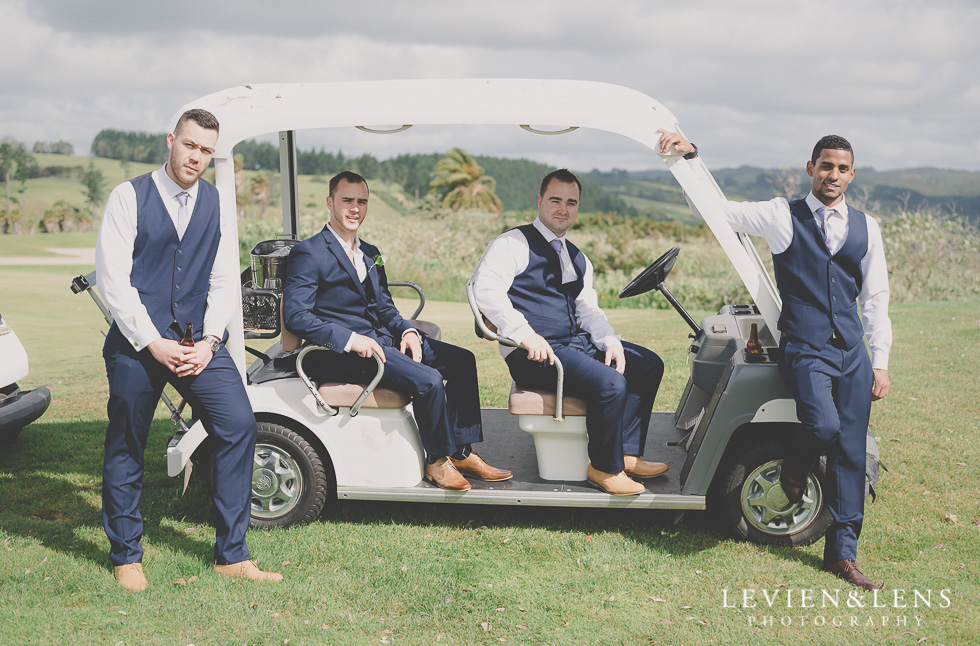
[251,443,303,519]
[740,459,823,535]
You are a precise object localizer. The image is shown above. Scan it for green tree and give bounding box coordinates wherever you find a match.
[0,140,36,211]
[82,159,107,216]
[428,148,502,215]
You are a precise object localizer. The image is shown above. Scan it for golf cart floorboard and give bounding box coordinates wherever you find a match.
[337,410,705,510]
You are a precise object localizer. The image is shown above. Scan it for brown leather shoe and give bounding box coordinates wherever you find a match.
[214,560,283,582]
[450,452,513,481]
[113,562,148,591]
[425,457,471,491]
[587,464,645,495]
[824,559,884,591]
[623,455,668,479]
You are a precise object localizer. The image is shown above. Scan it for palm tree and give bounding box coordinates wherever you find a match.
[428,148,502,215]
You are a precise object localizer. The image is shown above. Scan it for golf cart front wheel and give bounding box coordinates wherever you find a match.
[249,422,328,529]
[715,440,832,546]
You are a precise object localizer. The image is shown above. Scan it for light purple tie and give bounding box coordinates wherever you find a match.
[176,191,189,240]
[550,238,563,255]
[816,206,833,250]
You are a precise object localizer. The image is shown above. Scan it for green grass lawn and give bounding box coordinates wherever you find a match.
[1,264,978,645]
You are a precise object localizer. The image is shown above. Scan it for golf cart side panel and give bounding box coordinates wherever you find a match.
[247,380,425,488]
[0,317,30,385]
[170,79,781,374]
[680,354,796,497]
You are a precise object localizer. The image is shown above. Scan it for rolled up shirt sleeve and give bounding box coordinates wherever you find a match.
[860,217,892,370]
[573,254,620,351]
[202,207,240,340]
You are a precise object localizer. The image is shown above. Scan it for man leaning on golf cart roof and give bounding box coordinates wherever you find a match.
[656,128,891,592]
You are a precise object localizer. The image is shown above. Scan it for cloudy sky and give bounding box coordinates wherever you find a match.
[2,0,977,172]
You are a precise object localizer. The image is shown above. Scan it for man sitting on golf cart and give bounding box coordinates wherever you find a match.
[282,171,512,492]
[472,169,669,496]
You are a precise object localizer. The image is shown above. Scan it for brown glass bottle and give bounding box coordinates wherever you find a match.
[179,322,195,347]
[746,322,763,355]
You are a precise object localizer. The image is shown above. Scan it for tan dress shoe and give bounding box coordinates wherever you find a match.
[425,457,471,491]
[623,455,669,479]
[450,452,513,481]
[113,562,148,591]
[214,560,283,582]
[587,464,645,495]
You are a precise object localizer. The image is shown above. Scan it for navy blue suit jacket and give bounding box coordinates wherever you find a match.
[282,226,413,352]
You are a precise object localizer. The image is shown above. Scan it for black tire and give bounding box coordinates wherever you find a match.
[249,422,329,529]
[711,440,832,546]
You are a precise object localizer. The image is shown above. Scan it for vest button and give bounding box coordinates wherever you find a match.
[176,266,182,271]
[175,284,180,289]
[831,278,836,283]
[177,250,183,255]
[829,260,835,265]
[832,296,836,301]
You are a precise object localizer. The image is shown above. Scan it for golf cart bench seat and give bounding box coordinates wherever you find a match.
[282,322,411,410]
[508,383,587,417]
[316,381,409,409]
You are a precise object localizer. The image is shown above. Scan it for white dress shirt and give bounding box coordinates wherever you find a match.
[717,192,892,370]
[472,217,622,357]
[95,165,239,350]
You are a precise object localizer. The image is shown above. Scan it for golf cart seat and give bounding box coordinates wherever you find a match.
[465,280,589,481]
[281,322,410,412]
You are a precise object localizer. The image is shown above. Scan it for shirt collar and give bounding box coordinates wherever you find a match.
[325,222,361,251]
[532,216,563,243]
[156,164,199,202]
[806,192,847,218]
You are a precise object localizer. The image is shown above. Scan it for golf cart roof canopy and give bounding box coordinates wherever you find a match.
[174,79,781,370]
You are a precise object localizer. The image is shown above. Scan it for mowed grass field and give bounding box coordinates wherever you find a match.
[0,256,978,645]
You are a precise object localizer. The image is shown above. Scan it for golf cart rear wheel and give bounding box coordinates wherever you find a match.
[715,440,832,546]
[250,422,327,529]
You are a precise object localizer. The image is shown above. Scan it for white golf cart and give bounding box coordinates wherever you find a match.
[75,79,880,546]
[0,312,51,445]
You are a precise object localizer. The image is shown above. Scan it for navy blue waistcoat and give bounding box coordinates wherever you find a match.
[773,199,868,349]
[507,224,588,342]
[129,173,221,340]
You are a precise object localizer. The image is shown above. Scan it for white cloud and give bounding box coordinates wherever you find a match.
[1,0,978,171]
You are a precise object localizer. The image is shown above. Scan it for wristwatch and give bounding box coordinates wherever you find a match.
[683,143,699,160]
[205,335,221,355]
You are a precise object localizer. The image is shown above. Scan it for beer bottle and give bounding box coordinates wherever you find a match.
[746,322,763,355]
[179,322,195,347]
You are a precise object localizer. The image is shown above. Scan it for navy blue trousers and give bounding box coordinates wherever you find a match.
[506,337,664,474]
[102,325,256,567]
[306,336,483,458]
[779,337,873,563]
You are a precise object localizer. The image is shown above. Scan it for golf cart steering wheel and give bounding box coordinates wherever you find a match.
[618,246,680,299]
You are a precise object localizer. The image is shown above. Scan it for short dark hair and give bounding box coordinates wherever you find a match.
[329,170,369,196]
[539,169,582,198]
[174,108,219,135]
[811,135,853,165]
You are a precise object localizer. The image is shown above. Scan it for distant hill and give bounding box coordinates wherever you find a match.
[595,165,980,225]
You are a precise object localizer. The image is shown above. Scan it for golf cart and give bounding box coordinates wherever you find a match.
[0,312,51,446]
[75,79,880,546]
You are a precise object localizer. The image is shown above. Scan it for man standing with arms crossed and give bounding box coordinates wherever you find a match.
[658,129,891,590]
[96,109,281,590]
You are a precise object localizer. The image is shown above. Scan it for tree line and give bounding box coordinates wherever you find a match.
[91,130,638,216]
